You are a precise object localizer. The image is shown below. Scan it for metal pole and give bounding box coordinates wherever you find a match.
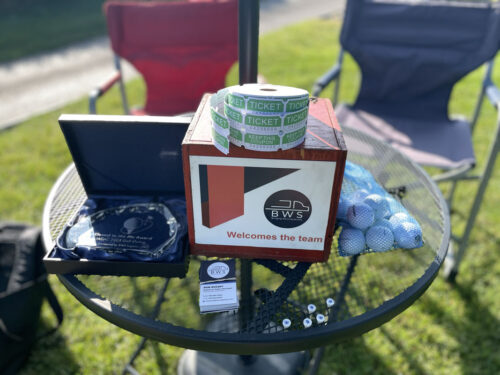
[238,1,258,363]
[238,0,260,84]
[239,259,254,327]
[239,258,254,365]
[237,0,259,331]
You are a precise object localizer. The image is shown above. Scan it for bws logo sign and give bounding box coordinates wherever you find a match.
[207,262,230,279]
[199,165,299,228]
[264,190,312,228]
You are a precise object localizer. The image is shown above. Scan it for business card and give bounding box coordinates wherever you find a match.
[199,259,239,314]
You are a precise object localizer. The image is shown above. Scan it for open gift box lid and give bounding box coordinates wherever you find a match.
[44,114,192,277]
[59,114,190,197]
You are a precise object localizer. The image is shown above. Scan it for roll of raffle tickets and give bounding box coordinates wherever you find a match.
[210,84,310,154]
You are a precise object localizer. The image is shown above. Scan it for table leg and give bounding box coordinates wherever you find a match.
[177,349,309,375]
[305,255,359,375]
[307,347,325,375]
[239,259,254,327]
[177,259,310,375]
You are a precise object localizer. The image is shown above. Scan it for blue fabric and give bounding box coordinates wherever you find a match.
[54,196,187,263]
[341,0,500,121]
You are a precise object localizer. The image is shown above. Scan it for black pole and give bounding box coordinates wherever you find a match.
[237,0,259,332]
[239,259,254,328]
[238,0,260,84]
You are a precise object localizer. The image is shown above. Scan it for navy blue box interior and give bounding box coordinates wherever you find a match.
[44,114,191,277]
[60,114,189,196]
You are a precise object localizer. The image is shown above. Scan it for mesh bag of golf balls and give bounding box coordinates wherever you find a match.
[336,162,423,256]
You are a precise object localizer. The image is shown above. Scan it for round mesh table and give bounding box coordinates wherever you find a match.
[42,127,449,355]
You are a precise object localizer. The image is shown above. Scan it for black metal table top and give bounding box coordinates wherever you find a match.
[42,126,449,354]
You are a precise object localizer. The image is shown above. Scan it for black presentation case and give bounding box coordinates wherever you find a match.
[43,114,191,277]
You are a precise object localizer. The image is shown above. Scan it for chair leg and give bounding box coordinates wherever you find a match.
[446,180,459,211]
[307,347,326,375]
[443,241,457,282]
[123,337,148,375]
[114,55,130,115]
[332,50,344,107]
[446,118,500,281]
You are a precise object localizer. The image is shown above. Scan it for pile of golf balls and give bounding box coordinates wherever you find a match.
[337,191,423,256]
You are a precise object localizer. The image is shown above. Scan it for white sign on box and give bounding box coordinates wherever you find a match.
[189,156,336,251]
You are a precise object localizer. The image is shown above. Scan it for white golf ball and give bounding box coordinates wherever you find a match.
[347,203,375,230]
[388,212,410,229]
[364,194,390,219]
[390,212,410,222]
[393,222,423,249]
[366,225,395,252]
[353,189,370,203]
[337,195,353,220]
[373,219,392,231]
[389,212,420,229]
[385,196,398,214]
[339,227,366,255]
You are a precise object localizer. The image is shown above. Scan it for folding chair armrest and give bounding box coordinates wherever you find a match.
[312,64,341,97]
[485,82,500,110]
[89,71,122,114]
[432,163,475,183]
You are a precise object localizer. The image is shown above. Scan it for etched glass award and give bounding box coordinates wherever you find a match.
[65,203,178,258]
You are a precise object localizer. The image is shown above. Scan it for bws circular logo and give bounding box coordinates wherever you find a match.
[264,190,312,228]
[207,262,230,279]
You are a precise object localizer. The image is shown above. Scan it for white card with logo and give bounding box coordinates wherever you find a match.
[199,259,239,314]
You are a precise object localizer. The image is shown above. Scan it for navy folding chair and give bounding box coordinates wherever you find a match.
[313,0,500,281]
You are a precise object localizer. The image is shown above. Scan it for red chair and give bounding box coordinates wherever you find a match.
[89,0,238,115]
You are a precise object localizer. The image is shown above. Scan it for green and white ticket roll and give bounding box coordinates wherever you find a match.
[210,84,310,154]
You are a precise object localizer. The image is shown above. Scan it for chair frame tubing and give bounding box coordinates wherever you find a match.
[445,60,500,281]
[313,52,500,282]
[89,54,129,115]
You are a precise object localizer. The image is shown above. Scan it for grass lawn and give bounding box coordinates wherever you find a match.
[0,0,196,63]
[1,17,499,375]
[0,0,107,63]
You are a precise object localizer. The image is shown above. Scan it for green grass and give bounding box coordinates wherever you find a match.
[0,0,196,63]
[0,0,107,63]
[1,17,499,374]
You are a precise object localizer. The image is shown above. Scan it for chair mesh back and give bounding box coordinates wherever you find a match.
[105,0,238,115]
[341,0,500,120]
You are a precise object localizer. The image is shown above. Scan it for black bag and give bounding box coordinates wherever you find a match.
[0,222,63,375]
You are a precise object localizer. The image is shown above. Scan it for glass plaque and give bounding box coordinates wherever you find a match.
[65,203,178,258]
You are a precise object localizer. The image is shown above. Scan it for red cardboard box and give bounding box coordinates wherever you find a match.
[182,95,347,262]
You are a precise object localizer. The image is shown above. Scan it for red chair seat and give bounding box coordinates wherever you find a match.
[105,0,238,115]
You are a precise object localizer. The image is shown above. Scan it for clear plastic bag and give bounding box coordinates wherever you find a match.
[337,162,423,256]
